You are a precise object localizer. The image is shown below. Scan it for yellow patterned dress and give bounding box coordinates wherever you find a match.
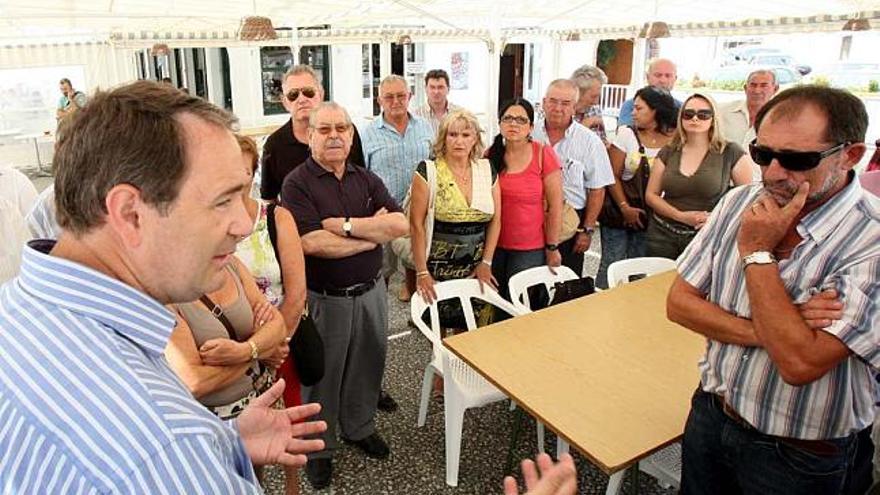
[418,159,497,326]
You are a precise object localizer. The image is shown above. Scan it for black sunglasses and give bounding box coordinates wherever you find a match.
[749,139,849,172]
[681,109,713,121]
[286,87,317,101]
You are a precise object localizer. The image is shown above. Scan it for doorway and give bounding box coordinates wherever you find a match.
[498,43,525,110]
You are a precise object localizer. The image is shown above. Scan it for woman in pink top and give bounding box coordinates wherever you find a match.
[486,98,564,304]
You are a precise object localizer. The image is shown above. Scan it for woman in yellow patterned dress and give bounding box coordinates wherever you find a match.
[409,109,501,327]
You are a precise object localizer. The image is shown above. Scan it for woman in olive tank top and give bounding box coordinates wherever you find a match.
[645,93,755,259]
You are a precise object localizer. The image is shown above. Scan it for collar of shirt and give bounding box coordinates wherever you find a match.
[305,157,358,177]
[533,117,579,143]
[278,118,308,147]
[18,240,176,356]
[375,112,419,133]
[797,171,863,242]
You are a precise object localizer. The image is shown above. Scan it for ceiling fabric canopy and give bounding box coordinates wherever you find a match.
[1,0,879,46]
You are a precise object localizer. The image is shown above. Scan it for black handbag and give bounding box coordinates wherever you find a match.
[549,277,596,306]
[599,126,651,230]
[265,204,325,387]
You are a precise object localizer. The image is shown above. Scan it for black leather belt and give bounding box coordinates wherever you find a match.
[710,392,846,457]
[316,277,379,298]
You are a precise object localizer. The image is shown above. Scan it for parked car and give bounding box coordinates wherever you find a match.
[746,54,811,75]
[808,62,880,91]
[705,64,803,89]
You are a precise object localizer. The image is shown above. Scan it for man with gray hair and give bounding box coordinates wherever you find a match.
[720,69,780,148]
[260,64,366,203]
[618,58,682,127]
[570,64,608,142]
[533,79,615,275]
[359,74,433,300]
[283,101,408,490]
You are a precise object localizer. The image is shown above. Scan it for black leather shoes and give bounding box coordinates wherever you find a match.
[377,390,398,412]
[305,458,332,490]
[344,432,390,459]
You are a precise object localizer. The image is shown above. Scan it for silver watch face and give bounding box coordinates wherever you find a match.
[343,221,352,232]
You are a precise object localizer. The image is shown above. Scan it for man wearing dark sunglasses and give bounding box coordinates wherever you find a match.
[260,65,366,203]
[667,85,879,495]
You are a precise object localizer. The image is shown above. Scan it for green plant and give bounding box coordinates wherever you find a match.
[811,75,830,87]
[596,40,616,70]
[869,80,879,93]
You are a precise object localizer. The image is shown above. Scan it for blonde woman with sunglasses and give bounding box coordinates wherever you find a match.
[645,93,754,259]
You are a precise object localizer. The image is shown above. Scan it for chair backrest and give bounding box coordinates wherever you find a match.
[507,265,579,313]
[410,279,525,351]
[606,257,677,288]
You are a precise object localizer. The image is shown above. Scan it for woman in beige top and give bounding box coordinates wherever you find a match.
[645,93,754,259]
[167,256,289,417]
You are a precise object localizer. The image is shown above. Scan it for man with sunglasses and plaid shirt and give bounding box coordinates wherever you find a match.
[667,85,880,494]
[260,65,366,203]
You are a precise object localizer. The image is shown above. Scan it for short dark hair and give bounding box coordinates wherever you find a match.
[54,80,237,235]
[59,78,71,86]
[755,85,868,145]
[633,86,677,133]
[424,69,450,87]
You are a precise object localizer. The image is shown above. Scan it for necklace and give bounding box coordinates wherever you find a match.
[449,165,471,184]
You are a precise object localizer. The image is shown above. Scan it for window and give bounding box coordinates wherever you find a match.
[260,47,294,115]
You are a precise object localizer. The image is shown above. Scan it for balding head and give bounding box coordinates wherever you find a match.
[646,58,677,90]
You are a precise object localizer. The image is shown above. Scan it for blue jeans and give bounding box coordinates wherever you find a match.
[681,389,857,495]
[596,226,646,289]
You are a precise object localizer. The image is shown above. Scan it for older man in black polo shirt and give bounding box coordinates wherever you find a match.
[260,65,366,203]
[282,101,408,490]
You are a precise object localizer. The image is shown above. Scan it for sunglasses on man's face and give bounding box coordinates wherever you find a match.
[286,87,317,102]
[748,139,849,172]
[681,109,713,121]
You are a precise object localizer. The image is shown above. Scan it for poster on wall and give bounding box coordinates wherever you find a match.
[450,52,469,90]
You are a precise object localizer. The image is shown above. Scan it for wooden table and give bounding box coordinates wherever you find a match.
[444,270,705,474]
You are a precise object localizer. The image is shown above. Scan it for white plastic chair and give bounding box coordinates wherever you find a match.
[604,256,680,494]
[606,257,676,289]
[411,278,526,487]
[507,265,579,457]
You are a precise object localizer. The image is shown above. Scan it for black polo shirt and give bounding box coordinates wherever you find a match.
[260,118,367,201]
[282,157,401,291]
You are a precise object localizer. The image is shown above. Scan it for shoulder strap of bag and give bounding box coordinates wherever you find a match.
[537,142,544,173]
[627,125,650,168]
[264,203,285,286]
[198,294,239,341]
[425,159,437,210]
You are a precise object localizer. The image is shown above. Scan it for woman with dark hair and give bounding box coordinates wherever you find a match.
[486,98,564,301]
[597,86,677,288]
[645,93,754,259]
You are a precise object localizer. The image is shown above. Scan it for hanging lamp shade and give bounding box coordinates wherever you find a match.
[639,21,670,38]
[150,43,170,56]
[239,16,278,41]
[842,18,871,31]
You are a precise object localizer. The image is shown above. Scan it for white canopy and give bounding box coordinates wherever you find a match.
[1,0,879,45]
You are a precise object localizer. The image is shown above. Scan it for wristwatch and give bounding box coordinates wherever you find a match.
[545,243,559,251]
[342,217,353,237]
[742,251,777,268]
[576,226,595,235]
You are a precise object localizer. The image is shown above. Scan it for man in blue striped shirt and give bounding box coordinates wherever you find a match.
[668,86,880,494]
[0,81,326,494]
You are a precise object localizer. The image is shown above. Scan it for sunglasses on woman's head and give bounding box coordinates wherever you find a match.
[748,139,849,172]
[286,87,317,101]
[500,115,530,125]
[681,109,713,121]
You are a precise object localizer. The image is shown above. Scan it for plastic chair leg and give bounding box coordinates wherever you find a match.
[444,394,465,487]
[417,365,435,427]
[537,422,545,454]
[605,469,625,495]
[556,437,569,458]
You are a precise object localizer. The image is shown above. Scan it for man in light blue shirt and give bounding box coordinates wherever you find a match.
[617,58,682,127]
[0,80,326,494]
[533,79,615,275]
[359,74,433,283]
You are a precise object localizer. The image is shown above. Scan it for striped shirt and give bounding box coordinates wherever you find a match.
[359,113,434,205]
[532,119,615,209]
[0,241,261,494]
[678,177,880,440]
[413,101,461,136]
[25,184,61,240]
